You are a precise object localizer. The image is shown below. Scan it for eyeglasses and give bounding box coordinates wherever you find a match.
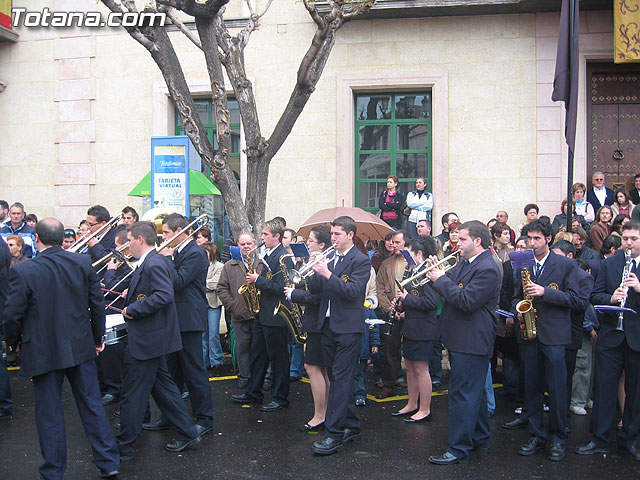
[85,221,99,227]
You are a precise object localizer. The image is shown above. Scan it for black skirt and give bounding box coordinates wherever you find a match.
[303,332,327,366]
[403,338,434,362]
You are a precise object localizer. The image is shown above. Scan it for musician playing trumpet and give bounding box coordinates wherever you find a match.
[575,220,640,461]
[391,237,439,423]
[423,221,501,465]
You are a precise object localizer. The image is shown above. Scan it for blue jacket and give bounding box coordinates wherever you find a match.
[0,221,37,258]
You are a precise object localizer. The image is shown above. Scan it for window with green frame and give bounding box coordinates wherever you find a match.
[175,99,241,181]
[354,92,432,212]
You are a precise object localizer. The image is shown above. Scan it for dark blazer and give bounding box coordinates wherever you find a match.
[591,252,640,352]
[3,246,105,378]
[400,282,440,341]
[87,226,117,263]
[587,187,615,212]
[125,249,182,360]
[171,239,208,332]
[254,243,293,327]
[0,239,11,323]
[568,267,595,350]
[430,249,501,355]
[512,251,582,346]
[630,187,640,206]
[290,286,322,333]
[308,246,371,334]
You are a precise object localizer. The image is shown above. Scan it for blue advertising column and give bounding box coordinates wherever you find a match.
[151,136,190,216]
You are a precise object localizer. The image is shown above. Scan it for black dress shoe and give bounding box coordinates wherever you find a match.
[548,442,565,461]
[101,394,118,406]
[231,393,260,405]
[502,416,528,430]
[195,424,213,436]
[0,412,13,421]
[165,436,200,452]
[113,410,120,418]
[119,452,133,462]
[98,469,120,478]
[342,428,361,443]
[404,413,432,423]
[391,408,418,417]
[260,401,287,412]
[630,445,640,462]
[181,391,190,400]
[574,441,608,455]
[428,451,468,465]
[114,423,120,429]
[298,422,324,432]
[518,437,546,456]
[142,419,172,431]
[312,436,344,455]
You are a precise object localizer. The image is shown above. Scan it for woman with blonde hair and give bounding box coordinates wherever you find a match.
[572,182,595,223]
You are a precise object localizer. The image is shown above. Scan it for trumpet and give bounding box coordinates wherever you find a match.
[67,214,123,253]
[290,244,337,284]
[398,250,462,289]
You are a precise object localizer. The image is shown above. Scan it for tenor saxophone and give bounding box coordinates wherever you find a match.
[274,253,307,344]
[515,267,537,340]
[237,245,262,315]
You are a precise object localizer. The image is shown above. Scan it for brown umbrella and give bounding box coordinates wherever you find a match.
[296,207,395,242]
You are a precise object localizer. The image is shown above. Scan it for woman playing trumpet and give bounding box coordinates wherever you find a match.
[390,237,439,423]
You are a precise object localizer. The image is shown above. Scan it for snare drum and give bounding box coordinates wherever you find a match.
[105,313,128,346]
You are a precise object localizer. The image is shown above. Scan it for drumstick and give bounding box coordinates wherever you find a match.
[102,287,124,296]
[105,304,124,313]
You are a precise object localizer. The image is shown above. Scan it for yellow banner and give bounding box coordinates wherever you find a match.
[0,0,11,30]
[614,0,640,63]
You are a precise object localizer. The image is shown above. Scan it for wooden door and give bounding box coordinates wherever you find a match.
[588,64,640,191]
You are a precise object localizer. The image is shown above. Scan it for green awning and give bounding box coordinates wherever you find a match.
[128,170,221,197]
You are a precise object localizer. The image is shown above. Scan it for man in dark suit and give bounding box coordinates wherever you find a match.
[575,220,640,461]
[629,174,640,206]
[86,205,117,263]
[3,218,120,479]
[99,228,135,407]
[232,219,294,411]
[425,221,501,465]
[586,171,615,212]
[0,237,12,421]
[305,216,371,455]
[118,221,200,460]
[143,214,213,436]
[513,220,581,462]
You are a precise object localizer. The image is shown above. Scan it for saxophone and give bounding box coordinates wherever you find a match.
[515,267,537,340]
[237,244,262,315]
[274,253,307,344]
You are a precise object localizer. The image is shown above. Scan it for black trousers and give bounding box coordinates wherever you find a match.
[117,343,198,456]
[245,322,290,406]
[447,351,490,460]
[381,318,404,389]
[520,341,568,444]
[33,360,119,479]
[321,319,362,440]
[100,341,125,397]
[166,331,214,428]
[590,338,640,447]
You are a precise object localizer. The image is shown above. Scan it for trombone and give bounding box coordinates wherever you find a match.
[67,214,123,253]
[93,241,131,272]
[104,215,209,307]
[398,250,462,289]
[290,244,337,284]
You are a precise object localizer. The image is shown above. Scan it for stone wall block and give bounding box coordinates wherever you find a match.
[58,58,91,80]
[54,163,96,185]
[58,184,91,206]
[54,36,96,60]
[54,120,96,143]
[58,143,91,164]
[59,100,91,121]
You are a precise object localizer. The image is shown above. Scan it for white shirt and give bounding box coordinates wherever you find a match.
[136,247,154,268]
[325,245,354,317]
[176,236,192,254]
[593,186,608,207]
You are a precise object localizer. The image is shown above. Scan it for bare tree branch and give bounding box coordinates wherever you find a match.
[160,6,203,50]
[102,0,157,51]
[156,0,230,18]
[303,0,324,27]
